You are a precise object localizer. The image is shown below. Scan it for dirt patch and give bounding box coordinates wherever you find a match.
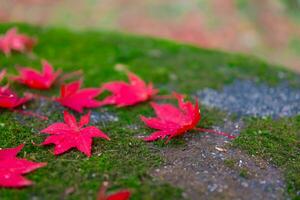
[151,120,286,200]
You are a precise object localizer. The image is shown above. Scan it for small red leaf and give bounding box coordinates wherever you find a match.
[41,111,110,157]
[141,93,201,142]
[0,27,36,56]
[99,72,158,107]
[106,190,131,200]
[0,86,32,109]
[97,182,131,200]
[56,80,102,113]
[0,144,47,188]
[12,60,61,90]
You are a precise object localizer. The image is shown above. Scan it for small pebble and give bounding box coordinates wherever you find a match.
[208,184,218,192]
[239,160,243,167]
[241,182,249,187]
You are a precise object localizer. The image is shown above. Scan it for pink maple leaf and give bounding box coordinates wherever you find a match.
[99,72,158,107]
[0,86,32,109]
[41,111,110,157]
[97,182,131,200]
[141,93,235,142]
[56,80,102,113]
[0,27,36,56]
[12,60,61,90]
[0,144,46,188]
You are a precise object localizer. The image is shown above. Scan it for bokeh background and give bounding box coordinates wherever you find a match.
[1,0,300,72]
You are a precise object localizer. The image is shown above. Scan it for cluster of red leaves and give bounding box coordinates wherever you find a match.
[0,144,46,188]
[0,28,36,56]
[0,28,234,197]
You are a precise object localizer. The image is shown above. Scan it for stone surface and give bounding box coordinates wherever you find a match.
[151,127,286,200]
[196,80,300,118]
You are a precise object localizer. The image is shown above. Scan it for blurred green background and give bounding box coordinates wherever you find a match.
[1,0,300,72]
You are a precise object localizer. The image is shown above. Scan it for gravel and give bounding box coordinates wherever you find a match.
[196,80,300,118]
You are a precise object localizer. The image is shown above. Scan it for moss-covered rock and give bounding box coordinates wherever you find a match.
[0,23,299,199]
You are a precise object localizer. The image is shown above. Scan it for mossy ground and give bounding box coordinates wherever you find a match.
[0,23,299,199]
[233,117,300,199]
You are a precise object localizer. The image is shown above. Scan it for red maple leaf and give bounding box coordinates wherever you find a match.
[0,86,32,109]
[12,60,61,90]
[105,191,131,200]
[99,72,158,107]
[56,80,102,113]
[141,93,235,142]
[141,93,200,142]
[0,68,31,109]
[0,69,47,119]
[0,27,36,56]
[41,111,110,157]
[97,182,131,200]
[0,144,46,188]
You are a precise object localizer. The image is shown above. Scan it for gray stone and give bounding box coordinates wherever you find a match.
[196,80,300,118]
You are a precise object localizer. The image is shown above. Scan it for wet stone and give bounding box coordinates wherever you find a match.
[196,80,300,118]
[90,109,119,125]
[14,99,119,127]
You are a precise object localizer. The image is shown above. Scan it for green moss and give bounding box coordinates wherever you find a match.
[0,23,298,93]
[224,159,236,169]
[0,23,299,199]
[239,168,250,179]
[0,110,183,200]
[223,159,250,179]
[233,117,300,199]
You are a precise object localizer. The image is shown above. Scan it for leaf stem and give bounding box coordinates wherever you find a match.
[154,95,175,100]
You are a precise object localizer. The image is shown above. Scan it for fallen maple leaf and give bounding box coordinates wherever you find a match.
[141,93,235,142]
[141,93,200,142]
[12,60,61,90]
[0,144,46,188]
[97,181,131,200]
[0,27,36,56]
[56,80,102,113]
[41,110,110,157]
[0,69,47,119]
[0,85,32,109]
[99,72,158,107]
